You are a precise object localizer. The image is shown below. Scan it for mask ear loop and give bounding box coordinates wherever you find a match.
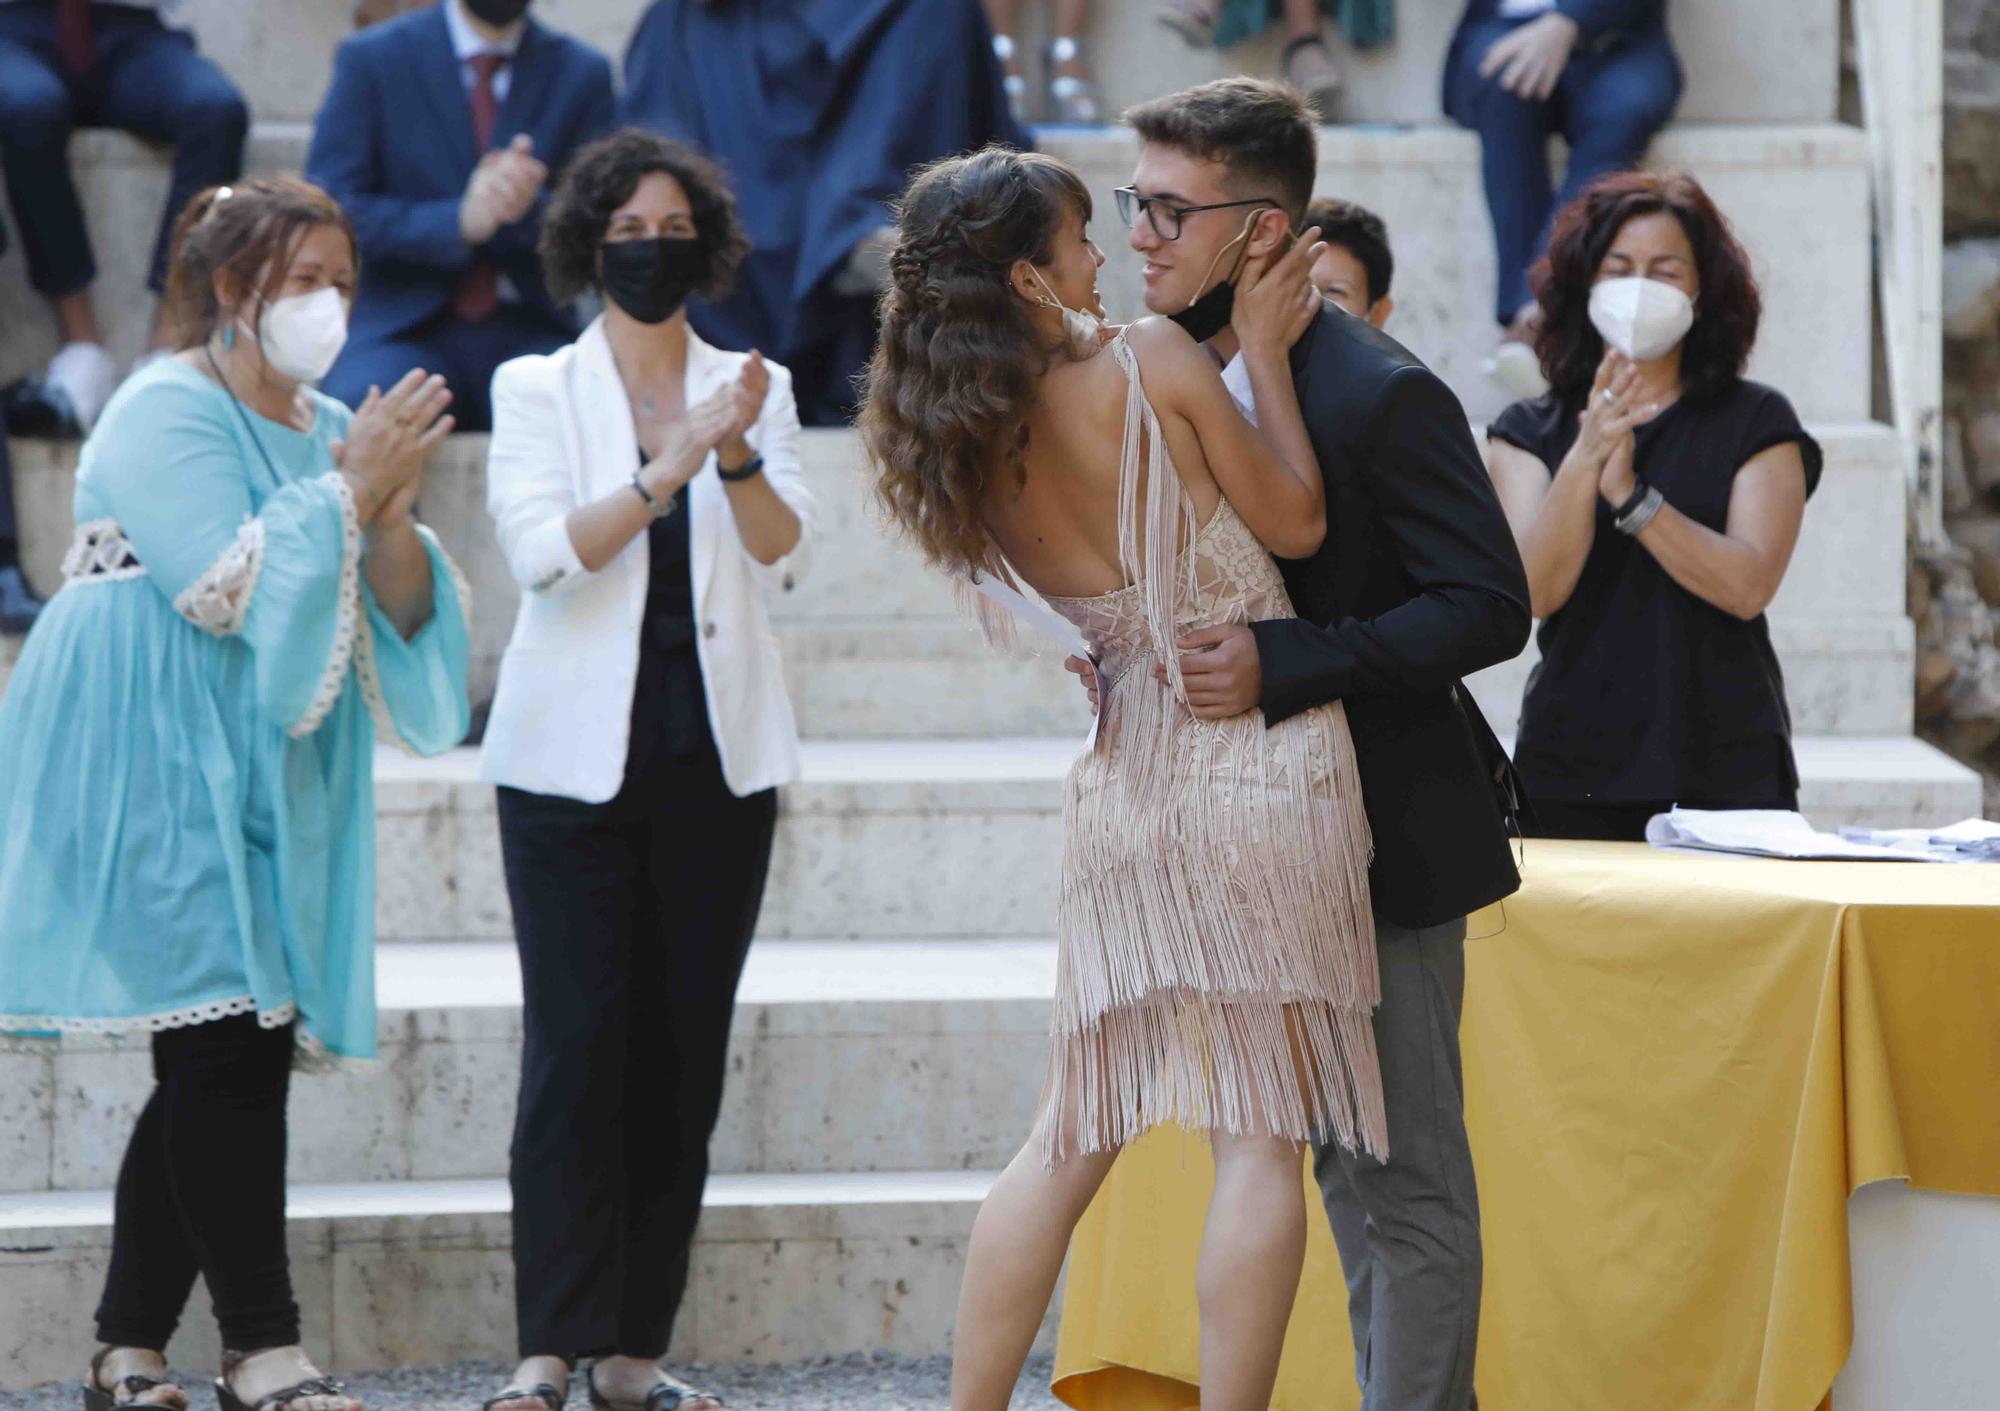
[1183,205,1272,311]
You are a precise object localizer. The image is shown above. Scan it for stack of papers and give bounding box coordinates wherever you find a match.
[1838,818,2000,861]
[1644,809,1954,861]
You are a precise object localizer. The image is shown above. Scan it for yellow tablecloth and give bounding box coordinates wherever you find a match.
[1051,842,2000,1411]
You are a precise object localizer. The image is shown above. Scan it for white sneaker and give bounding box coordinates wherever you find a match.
[44,342,120,432]
[1484,341,1550,401]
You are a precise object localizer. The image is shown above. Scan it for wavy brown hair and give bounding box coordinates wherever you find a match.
[1530,169,1761,405]
[858,146,1093,577]
[163,177,357,349]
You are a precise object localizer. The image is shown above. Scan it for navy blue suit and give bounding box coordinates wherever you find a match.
[307,5,614,430]
[1444,0,1681,324]
[0,2,246,296]
[621,0,1027,426]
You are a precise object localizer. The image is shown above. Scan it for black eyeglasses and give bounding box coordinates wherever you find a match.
[1114,187,1275,241]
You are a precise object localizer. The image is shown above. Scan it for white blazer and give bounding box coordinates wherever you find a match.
[478,317,815,802]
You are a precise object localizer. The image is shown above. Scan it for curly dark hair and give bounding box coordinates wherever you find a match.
[164,177,356,349]
[857,145,1094,578]
[1530,169,1761,404]
[539,127,750,304]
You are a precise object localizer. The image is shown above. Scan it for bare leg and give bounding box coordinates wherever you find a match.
[1053,0,1089,40]
[1196,1131,1309,1411]
[55,289,101,346]
[984,0,1019,39]
[950,1134,1120,1411]
[1280,0,1321,40]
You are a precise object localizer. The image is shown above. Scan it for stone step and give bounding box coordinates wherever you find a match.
[2,119,1871,430]
[1041,123,1873,426]
[0,940,1054,1196]
[0,1167,1037,1388]
[3,416,1911,737]
[372,735,1981,947]
[167,0,1838,130]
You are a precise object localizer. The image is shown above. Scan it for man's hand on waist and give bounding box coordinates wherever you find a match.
[1152,623,1263,721]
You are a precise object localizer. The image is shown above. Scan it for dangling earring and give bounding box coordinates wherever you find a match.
[223,322,236,350]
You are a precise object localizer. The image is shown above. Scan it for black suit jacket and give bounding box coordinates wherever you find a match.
[1249,308,1533,929]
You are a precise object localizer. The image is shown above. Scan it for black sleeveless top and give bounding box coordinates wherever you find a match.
[628,475,712,767]
[1488,379,1822,808]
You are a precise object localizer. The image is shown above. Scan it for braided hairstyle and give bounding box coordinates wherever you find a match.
[859,145,1094,578]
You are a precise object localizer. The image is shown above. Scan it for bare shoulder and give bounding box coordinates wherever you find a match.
[1121,315,1204,368]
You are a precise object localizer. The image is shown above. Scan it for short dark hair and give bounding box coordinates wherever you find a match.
[1124,78,1317,228]
[1305,197,1392,303]
[1531,169,1761,404]
[539,128,751,304]
[165,178,357,349]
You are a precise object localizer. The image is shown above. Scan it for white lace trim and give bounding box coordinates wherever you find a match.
[286,473,362,740]
[0,994,297,1036]
[354,523,473,756]
[61,518,147,583]
[171,516,266,636]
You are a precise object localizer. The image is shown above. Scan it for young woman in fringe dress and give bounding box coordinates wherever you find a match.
[859,146,1381,1411]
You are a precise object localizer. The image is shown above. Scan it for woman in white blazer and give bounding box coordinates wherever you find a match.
[477,131,813,1411]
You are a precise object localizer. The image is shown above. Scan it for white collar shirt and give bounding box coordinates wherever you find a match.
[443,0,523,105]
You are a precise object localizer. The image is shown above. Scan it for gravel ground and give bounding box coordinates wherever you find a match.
[0,1355,1069,1411]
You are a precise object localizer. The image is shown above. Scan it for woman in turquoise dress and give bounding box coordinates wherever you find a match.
[0,179,470,1411]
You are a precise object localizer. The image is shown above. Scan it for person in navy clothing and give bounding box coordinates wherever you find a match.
[306,0,614,431]
[1444,0,1681,370]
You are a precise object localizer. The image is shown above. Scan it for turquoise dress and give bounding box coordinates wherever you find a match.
[0,359,471,1062]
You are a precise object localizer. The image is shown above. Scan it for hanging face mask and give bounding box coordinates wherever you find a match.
[1588,276,1696,361]
[1028,266,1106,358]
[600,236,705,325]
[245,285,349,383]
[463,0,532,26]
[1165,208,1265,343]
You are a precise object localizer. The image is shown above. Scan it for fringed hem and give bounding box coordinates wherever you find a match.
[1037,990,1388,1169]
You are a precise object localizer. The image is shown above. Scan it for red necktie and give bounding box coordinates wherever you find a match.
[452,51,506,324]
[56,0,94,77]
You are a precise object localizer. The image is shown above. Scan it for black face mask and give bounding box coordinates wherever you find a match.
[599,237,704,325]
[463,0,532,26]
[1165,212,1264,343]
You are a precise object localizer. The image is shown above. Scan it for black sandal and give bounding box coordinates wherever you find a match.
[214,1352,353,1411]
[83,1347,185,1411]
[482,1384,568,1411]
[585,1365,724,1411]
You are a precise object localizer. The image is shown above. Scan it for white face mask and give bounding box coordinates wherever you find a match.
[1028,266,1106,357]
[1587,276,1695,361]
[245,285,349,383]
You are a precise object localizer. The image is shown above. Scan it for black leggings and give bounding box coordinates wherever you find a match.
[94,1013,301,1352]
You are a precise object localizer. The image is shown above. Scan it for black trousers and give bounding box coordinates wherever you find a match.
[94,1013,301,1352]
[497,743,777,1361]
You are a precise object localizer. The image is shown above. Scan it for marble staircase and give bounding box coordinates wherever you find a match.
[0,0,1983,1387]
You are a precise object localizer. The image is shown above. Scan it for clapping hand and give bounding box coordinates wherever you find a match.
[1231,224,1327,357]
[715,350,771,467]
[460,135,548,246]
[1575,351,1657,506]
[1478,12,1580,100]
[640,388,739,501]
[335,369,454,526]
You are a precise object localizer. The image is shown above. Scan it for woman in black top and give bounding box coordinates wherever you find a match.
[1487,169,1821,841]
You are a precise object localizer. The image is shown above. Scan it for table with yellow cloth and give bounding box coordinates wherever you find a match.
[1051,841,2000,1411]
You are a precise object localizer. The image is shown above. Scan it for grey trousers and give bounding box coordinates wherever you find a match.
[1315,913,1482,1411]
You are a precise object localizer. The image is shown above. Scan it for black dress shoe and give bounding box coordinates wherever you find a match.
[0,565,44,635]
[1,376,83,439]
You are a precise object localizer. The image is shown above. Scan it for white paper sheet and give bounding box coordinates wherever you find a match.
[1644,808,1948,862]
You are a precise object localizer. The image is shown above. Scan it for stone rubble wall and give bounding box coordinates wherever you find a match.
[1938,0,2000,812]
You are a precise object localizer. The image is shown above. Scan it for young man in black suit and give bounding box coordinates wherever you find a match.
[1076,78,1531,1411]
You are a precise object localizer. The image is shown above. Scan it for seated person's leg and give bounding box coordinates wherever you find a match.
[1447,17,1559,330]
[320,332,443,417]
[0,13,115,434]
[0,434,41,634]
[1553,32,1684,210]
[89,9,248,330]
[425,308,572,435]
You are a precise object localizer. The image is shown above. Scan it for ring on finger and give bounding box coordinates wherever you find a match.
[1600,388,1617,405]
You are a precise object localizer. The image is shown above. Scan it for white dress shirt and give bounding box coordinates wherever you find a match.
[1220,351,1260,427]
[442,0,521,103]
